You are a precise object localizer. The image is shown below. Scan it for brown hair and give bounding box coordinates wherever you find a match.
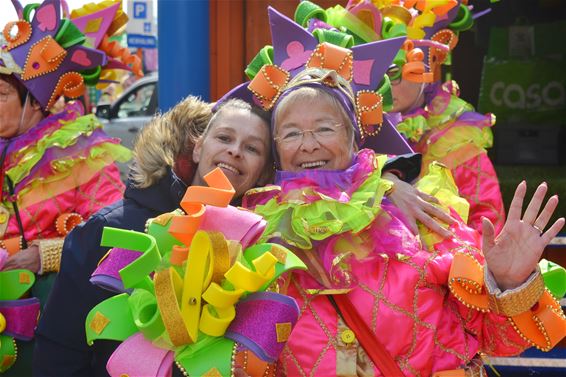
[130,96,213,188]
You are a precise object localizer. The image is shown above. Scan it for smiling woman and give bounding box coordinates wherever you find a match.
[192,99,273,199]
[273,86,355,172]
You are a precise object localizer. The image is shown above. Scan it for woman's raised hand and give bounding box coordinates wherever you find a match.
[483,181,564,290]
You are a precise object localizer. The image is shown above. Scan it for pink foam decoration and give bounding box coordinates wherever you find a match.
[348,0,382,33]
[200,206,266,250]
[281,41,312,71]
[71,2,120,48]
[0,249,8,270]
[353,59,374,86]
[71,49,92,66]
[0,298,40,341]
[36,3,57,32]
[107,333,174,377]
[104,58,131,71]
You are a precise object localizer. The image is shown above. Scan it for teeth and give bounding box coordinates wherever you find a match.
[217,163,240,175]
[300,161,327,169]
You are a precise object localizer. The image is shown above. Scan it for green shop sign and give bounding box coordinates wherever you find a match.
[478,57,565,123]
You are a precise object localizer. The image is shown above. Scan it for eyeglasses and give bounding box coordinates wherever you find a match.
[274,123,345,148]
[386,65,402,85]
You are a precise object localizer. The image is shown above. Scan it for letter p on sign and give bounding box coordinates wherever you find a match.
[133,2,147,19]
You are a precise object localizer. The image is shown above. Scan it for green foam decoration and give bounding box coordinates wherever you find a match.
[54,19,87,49]
[381,18,407,39]
[0,334,16,373]
[449,4,473,32]
[101,227,160,293]
[23,4,40,23]
[294,0,327,27]
[85,293,138,345]
[539,258,566,299]
[0,270,35,301]
[312,28,354,48]
[147,212,183,257]
[377,75,394,112]
[176,336,234,377]
[245,45,274,80]
[80,66,102,86]
[128,288,166,340]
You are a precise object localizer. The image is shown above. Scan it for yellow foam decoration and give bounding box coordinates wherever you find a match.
[202,283,244,309]
[89,311,110,335]
[199,304,236,337]
[224,261,272,292]
[407,11,436,40]
[175,230,278,340]
[181,231,212,342]
[276,322,292,342]
[415,162,470,248]
[85,18,102,33]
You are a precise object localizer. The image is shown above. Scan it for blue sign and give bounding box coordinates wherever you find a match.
[128,34,157,48]
[133,2,147,19]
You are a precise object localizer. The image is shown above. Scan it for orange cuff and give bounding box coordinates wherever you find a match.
[448,252,566,351]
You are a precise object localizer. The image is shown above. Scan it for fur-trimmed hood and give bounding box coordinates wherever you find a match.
[129,96,212,188]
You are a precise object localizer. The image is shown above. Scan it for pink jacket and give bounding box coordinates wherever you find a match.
[2,165,124,243]
[1,102,129,249]
[397,81,505,234]
[246,150,529,377]
[279,219,528,376]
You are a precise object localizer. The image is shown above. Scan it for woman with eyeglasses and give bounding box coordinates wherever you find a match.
[243,68,564,377]
[237,7,565,376]
[289,0,506,236]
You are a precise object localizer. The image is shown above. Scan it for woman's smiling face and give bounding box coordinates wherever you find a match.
[274,88,354,172]
[192,107,270,198]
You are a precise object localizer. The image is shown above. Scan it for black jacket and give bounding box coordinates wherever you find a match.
[33,169,187,377]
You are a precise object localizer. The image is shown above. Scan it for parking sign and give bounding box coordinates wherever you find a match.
[127,0,156,48]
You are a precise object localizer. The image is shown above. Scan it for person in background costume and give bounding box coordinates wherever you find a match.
[0,0,140,373]
[292,0,506,235]
[234,7,565,376]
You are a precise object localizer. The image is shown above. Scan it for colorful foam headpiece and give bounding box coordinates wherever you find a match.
[219,6,413,156]
[293,0,480,84]
[0,0,142,110]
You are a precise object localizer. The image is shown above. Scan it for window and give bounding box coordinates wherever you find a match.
[116,83,156,118]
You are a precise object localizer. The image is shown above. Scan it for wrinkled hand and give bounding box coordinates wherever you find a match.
[483,182,564,290]
[383,172,455,238]
[1,245,40,273]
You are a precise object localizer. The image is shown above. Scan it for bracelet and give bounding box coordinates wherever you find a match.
[486,268,545,317]
[35,238,65,274]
